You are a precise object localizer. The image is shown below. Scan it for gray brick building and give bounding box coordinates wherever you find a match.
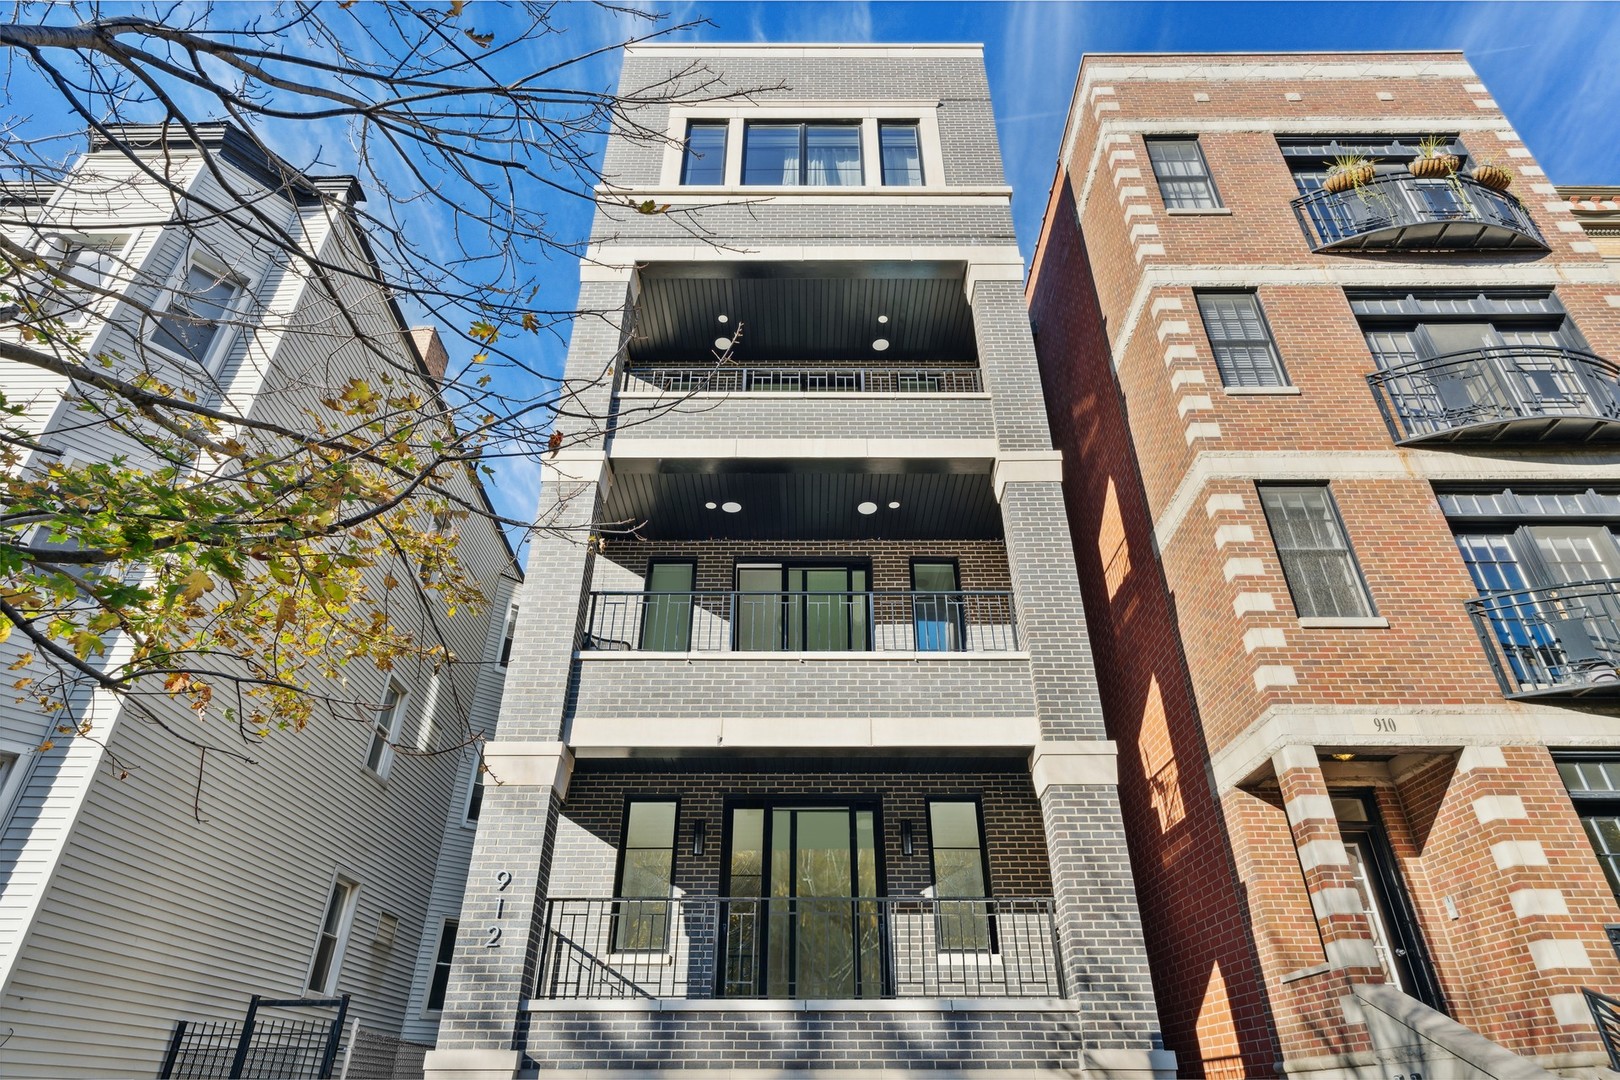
[424,43,1172,1080]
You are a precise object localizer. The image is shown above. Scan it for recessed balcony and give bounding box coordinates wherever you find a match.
[1292,174,1548,252]
[535,895,1064,1001]
[1367,346,1620,445]
[1467,580,1620,698]
[622,363,983,395]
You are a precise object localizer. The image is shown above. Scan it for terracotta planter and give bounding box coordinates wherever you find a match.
[1409,154,1460,179]
[1473,164,1514,191]
[1323,164,1376,194]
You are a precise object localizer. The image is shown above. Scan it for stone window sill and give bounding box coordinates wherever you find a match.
[1166,207,1234,216]
[1297,616,1390,629]
[1224,386,1302,396]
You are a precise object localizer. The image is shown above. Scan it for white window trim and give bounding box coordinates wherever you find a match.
[366,681,408,780]
[36,230,137,328]
[421,915,459,1017]
[661,102,946,192]
[144,245,253,375]
[305,873,360,996]
[0,736,33,829]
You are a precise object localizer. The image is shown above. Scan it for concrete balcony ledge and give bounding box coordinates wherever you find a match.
[523,997,1075,1012]
[616,390,993,400]
[574,650,1031,661]
[567,712,1041,753]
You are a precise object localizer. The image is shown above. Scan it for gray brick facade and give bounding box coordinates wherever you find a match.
[608,393,996,442]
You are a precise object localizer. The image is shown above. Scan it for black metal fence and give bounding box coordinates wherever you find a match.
[536,896,1064,1001]
[1586,988,1620,1072]
[623,366,983,395]
[157,996,349,1079]
[1466,579,1620,697]
[582,589,1019,653]
[1368,346,1620,444]
[1291,173,1546,251]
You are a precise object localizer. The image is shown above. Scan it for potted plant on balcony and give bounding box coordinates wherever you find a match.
[1408,136,1461,179]
[1323,154,1377,194]
[1471,158,1516,192]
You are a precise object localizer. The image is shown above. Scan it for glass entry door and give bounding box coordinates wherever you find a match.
[723,804,882,998]
[734,564,870,651]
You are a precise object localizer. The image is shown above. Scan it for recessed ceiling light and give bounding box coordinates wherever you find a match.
[721,501,742,513]
[888,501,901,509]
[857,501,878,515]
[714,337,732,350]
[872,338,889,352]
[717,314,729,324]
[705,501,717,510]
[877,314,889,324]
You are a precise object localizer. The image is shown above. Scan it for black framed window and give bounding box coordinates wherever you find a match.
[425,919,458,1011]
[680,122,728,185]
[1557,757,1620,902]
[743,123,862,186]
[1197,291,1289,388]
[1260,485,1376,619]
[641,561,695,652]
[879,122,923,186]
[927,798,992,951]
[614,799,678,951]
[1146,138,1221,210]
[911,560,962,652]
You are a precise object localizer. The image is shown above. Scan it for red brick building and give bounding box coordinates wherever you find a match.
[1028,51,1620,1078]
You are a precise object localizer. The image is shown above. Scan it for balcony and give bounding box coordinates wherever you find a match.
[622,364,983,395]
[1368,346,1620,445]
[582,589,1018,653]
[535,896,1064,1001]
[1466,580,1620,698]
[1292,174,1548,252]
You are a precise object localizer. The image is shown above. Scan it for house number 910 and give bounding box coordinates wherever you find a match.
[1373,717,1398,733]
[486,870,513,948]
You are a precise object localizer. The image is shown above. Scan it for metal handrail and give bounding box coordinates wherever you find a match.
[1464,578,1620,697]
[1585,988,1620,1072]
[622,365,983,394]
[536,895,1065,1001]
[582,589,1019,653]
[1291,173,1547,251]
[1367,345,1620,443]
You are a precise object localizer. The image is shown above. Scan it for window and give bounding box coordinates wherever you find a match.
[366,683,406,778]
[498,605,519,666]
[1197,292,1289,388]
[425,918,459,1011]
[1146,138,1221,210]
[743,123,862,186]
[680,122,728,185]
[1558,759,1620,902]
[1260,486,1376,619]
[151,258,242,367]
[928,799,992,950]
[879,122,923,186]
[613,799,678,951]
[641,562,694,651]
[464,758,484,825]
[911,560,962,652]
[43,234,126,323]
[307,878,358,994]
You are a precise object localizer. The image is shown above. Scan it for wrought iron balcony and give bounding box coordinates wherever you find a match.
[1368,346,1620,445]
[622,365,983,394]
[1466,580,1620,698]
[582,590,1019,653]
[535,896,1064,1001]
[1292,174,1548,252]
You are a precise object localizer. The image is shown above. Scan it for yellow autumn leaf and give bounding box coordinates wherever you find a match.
[180,568,215,602]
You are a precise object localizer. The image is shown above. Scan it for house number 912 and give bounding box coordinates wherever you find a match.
[486,870,512,948]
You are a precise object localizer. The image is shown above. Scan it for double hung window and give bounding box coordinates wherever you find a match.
[1146,138,1220,210]
[307,878,358,994]
[44,234,126,323]
[152,258,242,368]
[743,123,862,186]
[366,683,407,778]
[1259,486,1376,619]
[425,919,459,1011]
[1196,292,1289,388]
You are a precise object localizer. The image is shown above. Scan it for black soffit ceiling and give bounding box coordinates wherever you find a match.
[600,469,1002,541]
[629,261,976,365]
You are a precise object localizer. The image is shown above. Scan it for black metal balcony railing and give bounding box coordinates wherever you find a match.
[536,896,1065,1001]
[1291,174,1548,252]
[582,590,1019,653]
[622,366,983,394]
[1368,346,1620,445]
[1466,579,1620,698]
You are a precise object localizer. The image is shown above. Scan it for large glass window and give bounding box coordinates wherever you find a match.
[743,123,862,186]
[1259,486,1376,619]
[879,122,923,186]
[1558,758,1620,903]
[1146,138,1221,210]
[641,561,695,651]
[614,800,678,951]
[1196,291,1289,388]
[735,563,869,651]
[680,122,728,185]
[307,878,358,994]
[928,799,991,951]
[911,561,962,652]
[151,259,241,367]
